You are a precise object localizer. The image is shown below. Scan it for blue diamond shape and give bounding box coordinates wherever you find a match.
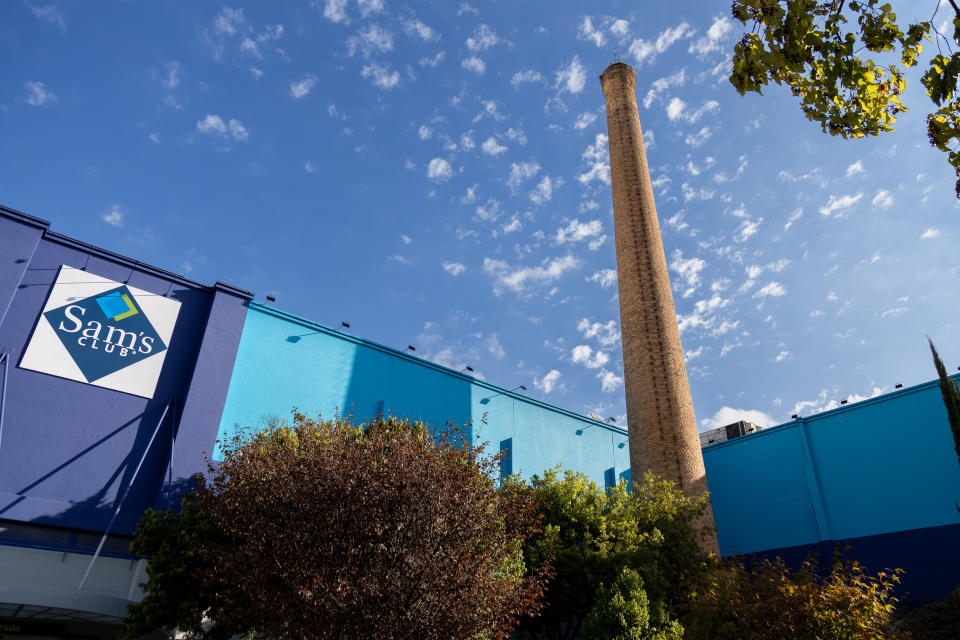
[44,286,167,382]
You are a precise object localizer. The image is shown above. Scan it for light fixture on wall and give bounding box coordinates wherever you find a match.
[510,384,527,392]
[266,295,277,302]
[339,321,350,330]
[459,365,474,373]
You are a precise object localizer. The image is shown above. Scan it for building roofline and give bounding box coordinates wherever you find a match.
[248,301,630,436]
[702,373,960,451]
[1,204,253,299]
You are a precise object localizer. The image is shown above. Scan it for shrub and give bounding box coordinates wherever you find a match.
[580,567,684,640]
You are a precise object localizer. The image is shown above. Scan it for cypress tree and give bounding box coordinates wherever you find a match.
[929,339,960,470]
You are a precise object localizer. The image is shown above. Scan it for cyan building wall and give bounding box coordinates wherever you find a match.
[217,303,631,487]
[704,375,960,602]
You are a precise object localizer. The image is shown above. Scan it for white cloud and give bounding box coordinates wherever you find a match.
[577,318,620,347]
[529,176,560,205]
[101,204,124,227]
[507,161,541,193]
[214,7,245,35]
[289,74,318,99]
[574,111,598,130]
[27,3,66,33]
[462,55,486,74]
[556,219,603,244]
[819,192,863,217]
[871,189,894,209]
[504,128,527,144]
[475,198,501,221]
[403,18,437,41]
[688,16,734,57]
[483,255,580,295]
[587,269,618,288]
[629,21,692,66]
[400,234,412,245]
[666,97,719,123]
[481,136,507,155]
[347,24,394,57]
[486,333,506,359]
[572,344,610,369]
[357,0,385,19]
[305,161,318,173]
[419,51,445,67]
[685,126,712,147]
[670,250,706,296]
[784,207,803,231]
[442,261,466,276]
[610,19,629,37]
[460,132,476,150]
[577,133,610,185]
[577,16,606,47]
[511,69,544,86]
[880,307,908,318]
[701,406,777,430]
[555,56,587,94]
[427,157,454,181]
[502,216,522,234]
[418,125,432,140]
[196,114,249,141]
[161,61,182,88]
[462,184,479,203]
[643,68,686,108]
[148,132,160,144]
[467,24,500,51]
[361,63,400,89]
[321,0,349,23]
[24,81,56,107]
[597,369,623,392]
[754,282,786,298]
[775,350,791,362]
[535,369,563,394]
[921,227,940,239]
[846,160,864,176]
[734,218,761,242]
[745,259,789,279]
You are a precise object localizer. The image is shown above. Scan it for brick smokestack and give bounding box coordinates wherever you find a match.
[600,61,718,552]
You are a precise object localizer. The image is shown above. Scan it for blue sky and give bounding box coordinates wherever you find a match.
[3,0,958,433]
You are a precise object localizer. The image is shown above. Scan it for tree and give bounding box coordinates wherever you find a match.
[126,413,548,640]
[682,556,902,640]
[929,339,960,471]
[730,0,960,198]
[514,469,712,640]
[580,567,684,640]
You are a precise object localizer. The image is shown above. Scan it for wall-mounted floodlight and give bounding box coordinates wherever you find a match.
[340,321,351,329]
[617,441,627,449]
[266,295,277,302]
[606,417,616,423]
[459,366,474,373]
[895,383,903,389]
[510,384,527,392]
[404,345,416,353]
[840,399,848,405]
[791,414,799,419]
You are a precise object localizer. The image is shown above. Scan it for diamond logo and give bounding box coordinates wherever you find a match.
[20,266,181,399]
[43,285,167,383]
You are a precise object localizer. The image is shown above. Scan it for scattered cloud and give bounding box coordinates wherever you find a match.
[578,318,620,347]
[101,204,124,227]
[688,16,733,57]
[442,261,466,275]
[670,250,706,297]
[27,3,67,33]
[921,227,940,239]
[577,16,606,47]
[643,68,686,108]
[507,161,541,193]
[577,133,610,185]
[481,136,507,155]
[511,69,544,86]
[555,56,587,94]
[846,160,864,176]
[819,192,863,217]
[629,21,692,66]
[665,97,719,123]
[587,269,617,288]
[24,81,56,107]
[319,0,349,24]
[427,157,454,181]
[574,111,598,130]
[402,18,437,41]
[597,370,623,392]
[467,24,500,51]
[361,63,400,89]
[462,55,486,74]
[556,219,603,244]
[357,0,385,19]
[347,24,394,57]
[289,74,318,99]
[754,282,786,298]
[871,189,894,209]
[572,344,610,369]
[534,369,563,394]
[196,114,249,141]
[483,254,580,295]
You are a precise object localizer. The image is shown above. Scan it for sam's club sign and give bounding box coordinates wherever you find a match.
[20,265,181,399]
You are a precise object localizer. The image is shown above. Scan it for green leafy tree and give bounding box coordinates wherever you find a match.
[580,567,684,640]
[126,413,548,640]
[683,555,902,640]
[899,585,960,639]
[515,469,712,640]
[730,0,960,198]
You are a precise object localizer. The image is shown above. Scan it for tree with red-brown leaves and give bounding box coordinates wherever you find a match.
[126,412,548,640]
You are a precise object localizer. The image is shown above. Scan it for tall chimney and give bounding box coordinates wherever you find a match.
[600,62,718,552]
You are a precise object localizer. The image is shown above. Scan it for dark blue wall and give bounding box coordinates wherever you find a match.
[0,206,251,536]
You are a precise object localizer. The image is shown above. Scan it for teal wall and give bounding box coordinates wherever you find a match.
[217,303,630,487]
[704,376,960,556]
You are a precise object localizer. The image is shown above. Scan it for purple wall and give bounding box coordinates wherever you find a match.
[0,205,252,537]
